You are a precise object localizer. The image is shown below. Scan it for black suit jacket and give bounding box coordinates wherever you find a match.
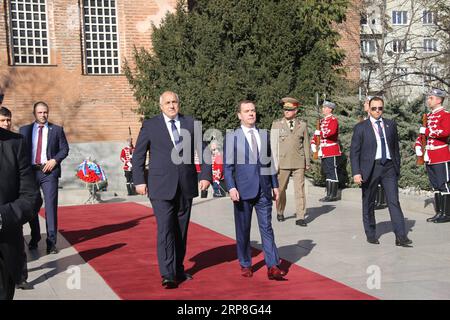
[19,122,69,177]
[132,114,212,200]
[350,117,401,182]
[0,128,42,283]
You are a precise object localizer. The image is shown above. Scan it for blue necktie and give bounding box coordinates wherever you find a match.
[170,120,182,151]
[376,120,387,165]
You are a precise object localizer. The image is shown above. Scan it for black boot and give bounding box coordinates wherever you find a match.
[434,194,450,223]
[319,180,331,202]
[327,181,339,201]
[130,183,137,195]
[375,185,387,209]
[427,192,442,222]
[126,183,133,196]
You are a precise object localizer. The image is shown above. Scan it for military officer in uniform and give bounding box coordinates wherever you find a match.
[311,101,341,202]
[415,88,450,223]
[271,97,311,226]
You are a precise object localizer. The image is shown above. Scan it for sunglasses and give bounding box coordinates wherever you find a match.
[371,107,383,111]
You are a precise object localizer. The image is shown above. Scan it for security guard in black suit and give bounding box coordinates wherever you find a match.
[350,97,412,247]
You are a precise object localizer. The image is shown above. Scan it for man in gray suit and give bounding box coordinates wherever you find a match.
[271,97,311,226]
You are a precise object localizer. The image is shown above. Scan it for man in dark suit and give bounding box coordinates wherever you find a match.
[0,128,42,299]
[224,100,286,280]
[350,96,412,247]
[1,107,34,290]
[19,101,69,254]
[132,91,212,289]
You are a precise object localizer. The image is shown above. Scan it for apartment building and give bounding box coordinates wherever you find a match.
[360,0,448,100]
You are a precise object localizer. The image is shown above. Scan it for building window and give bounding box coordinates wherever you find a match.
[425,66,438,81]
[394,67,408,80]
[392,11,408,25]
[82,0,120,75]
[423,38,438,52]
[423,10,436,25]
[360,13,368,25]
[9,0,50,65]
[361,67,377,80]
[361,40,376,55]
[392,39,407,53]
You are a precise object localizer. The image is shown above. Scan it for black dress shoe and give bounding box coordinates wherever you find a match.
[295,219,307,227]
[15,280,34,290]
[277,214,285,222]
[366,237,380,244]
[395,237,413,247]
[433,214,450,223]
[46,245,59,254]
[426,213,440,222]
[162,278,178,289]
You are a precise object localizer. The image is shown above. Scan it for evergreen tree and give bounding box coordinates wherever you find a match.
[125,0,349,133]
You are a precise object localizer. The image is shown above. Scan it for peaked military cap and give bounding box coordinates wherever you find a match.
[427,88,447,98]
[322,100,336,109]
[280,97,300,110]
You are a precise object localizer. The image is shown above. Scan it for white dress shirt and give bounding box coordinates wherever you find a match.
[369,117,391,161]
[32,122,49,165]
[163,113,181,147]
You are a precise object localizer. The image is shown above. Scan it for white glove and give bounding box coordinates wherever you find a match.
[314,130,321,136]
[415,146,423,157]
[419,127,426,134]
[311,144,317,153]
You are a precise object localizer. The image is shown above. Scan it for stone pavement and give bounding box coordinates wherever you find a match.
[14,179,450,300]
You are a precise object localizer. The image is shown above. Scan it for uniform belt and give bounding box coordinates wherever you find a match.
[320,142,337,147]
[425,144,448,151]
[32,164,45,170]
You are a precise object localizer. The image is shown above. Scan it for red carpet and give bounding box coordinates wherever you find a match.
[55,202,376,300]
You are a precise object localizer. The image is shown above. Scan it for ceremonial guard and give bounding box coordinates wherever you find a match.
[120,138,136,195]
[211,141,225,197]
[311,100,341,202]
[415,88,450,223]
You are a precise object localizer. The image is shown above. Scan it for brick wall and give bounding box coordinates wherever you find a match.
[336,0,361,83]
[0,0,177,142]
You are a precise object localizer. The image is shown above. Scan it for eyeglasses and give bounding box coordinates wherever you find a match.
[371,107,383,111]
[283,109,296,112]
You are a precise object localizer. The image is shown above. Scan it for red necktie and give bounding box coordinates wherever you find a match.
[35,125,44,164]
